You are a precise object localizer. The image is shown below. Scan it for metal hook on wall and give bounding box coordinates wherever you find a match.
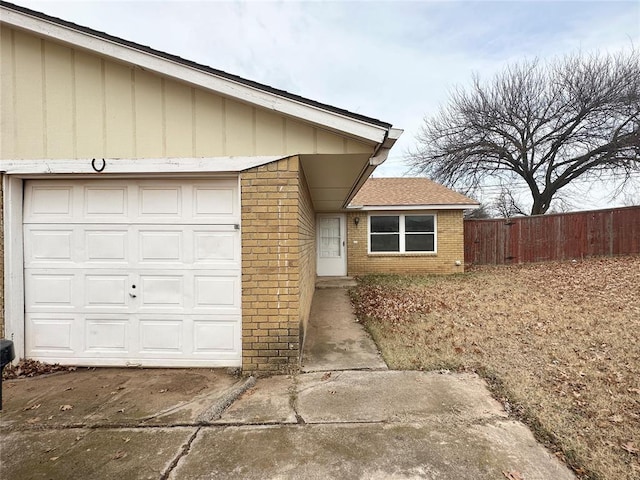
[91,158,106,173]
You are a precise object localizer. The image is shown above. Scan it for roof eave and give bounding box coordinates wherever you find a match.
[341,128,404,209]
[347,204,480,211]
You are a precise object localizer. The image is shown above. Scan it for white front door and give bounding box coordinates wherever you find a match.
[22,178,242,367]
[317,214,347,276]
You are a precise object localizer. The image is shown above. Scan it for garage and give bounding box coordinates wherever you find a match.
[22,177,242,367]
[1,2,401,372]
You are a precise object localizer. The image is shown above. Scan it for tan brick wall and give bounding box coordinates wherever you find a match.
[240,156,313,373]
[297,167,316,349]
[347,210,465,275]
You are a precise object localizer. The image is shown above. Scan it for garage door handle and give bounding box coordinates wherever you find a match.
[129,293,137,298]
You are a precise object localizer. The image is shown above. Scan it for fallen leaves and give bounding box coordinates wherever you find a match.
[23,403,41,411]
[353,255,640,480]
[2,358,76,380]
[352,285,433,323]
[59,404,73,411]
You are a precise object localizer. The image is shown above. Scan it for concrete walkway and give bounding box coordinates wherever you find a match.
[301,283,387,372]
[0,283,576,479]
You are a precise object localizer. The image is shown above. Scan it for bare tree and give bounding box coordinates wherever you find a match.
[464,202,492,219]
[408,49,640,215]
[492,187,527,218]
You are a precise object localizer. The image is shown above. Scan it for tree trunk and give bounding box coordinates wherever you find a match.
[530,193,552,215]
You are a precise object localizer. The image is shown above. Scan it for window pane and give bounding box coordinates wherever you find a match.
[371,216,399,233]
[371,234,400,252]
[405,215,434,233]
[406,234,435,252]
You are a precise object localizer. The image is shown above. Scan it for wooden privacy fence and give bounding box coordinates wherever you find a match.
[464,206,640,265]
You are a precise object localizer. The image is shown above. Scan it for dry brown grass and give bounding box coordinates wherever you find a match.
[351,256,640,480]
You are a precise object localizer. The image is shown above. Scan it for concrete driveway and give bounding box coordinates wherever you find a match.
[1,368,574,480]
[0,286,575,479]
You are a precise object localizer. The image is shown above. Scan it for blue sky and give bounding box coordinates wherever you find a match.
[9,0,640,209]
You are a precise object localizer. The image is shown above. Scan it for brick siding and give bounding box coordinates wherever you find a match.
[347,210,465,275]
[240,156,316,373]
[297,168,316,349]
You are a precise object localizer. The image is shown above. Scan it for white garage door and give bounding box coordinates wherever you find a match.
[23,178,241,367]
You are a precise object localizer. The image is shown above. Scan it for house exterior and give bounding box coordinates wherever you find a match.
[345,178,479,275]
[0,2,401,373]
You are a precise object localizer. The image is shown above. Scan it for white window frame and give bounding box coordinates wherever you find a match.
[367,212,437,254]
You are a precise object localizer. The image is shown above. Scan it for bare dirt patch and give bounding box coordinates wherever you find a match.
[351,256,640,480]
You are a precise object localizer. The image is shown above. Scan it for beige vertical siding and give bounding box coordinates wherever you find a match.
[0,27,376,160]
[193,89,224,155]
[134,69,164,156]
[12,30,45,158]
[0,28,16,156]
[164,79,194,157]
[43,41,74,157]
[104,61,135,157]
[74,51,105,158]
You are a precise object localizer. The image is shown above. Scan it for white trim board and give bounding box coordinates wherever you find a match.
[0,156,287,175]
[349,204,479,211]
[1,6,390,144]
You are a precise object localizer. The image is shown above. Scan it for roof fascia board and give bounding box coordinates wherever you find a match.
[342,128,404,208]
[1,7,388,144]
[348,204,480,211]
[0,156,285,175]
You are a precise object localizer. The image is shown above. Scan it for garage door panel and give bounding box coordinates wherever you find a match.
[85,186,128,216]
[24,178,241,367]
[27,185,74,219]
[85,229,129,262]
[27,274,75,307]
[194,186,235,216]
[140,275,185,307]
[194,276,239,309]
[85,319,129,352]
[139,320,183,353]
[139,186,182,216]
[85,275,129,306]
[139,230,183,262]
[193,321,237,352]
[27,316,75,352]
[194,231,238,263]
[25,229,74,262]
